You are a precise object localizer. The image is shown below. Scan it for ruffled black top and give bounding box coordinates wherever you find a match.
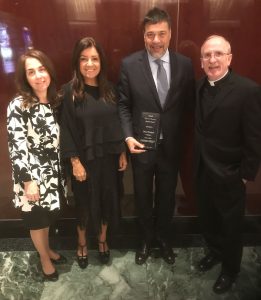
[60,82,125,162]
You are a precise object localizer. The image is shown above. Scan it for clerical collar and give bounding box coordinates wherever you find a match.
[208,70,229,86]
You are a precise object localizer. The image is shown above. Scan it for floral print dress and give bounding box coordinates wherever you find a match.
[7,96,65,212]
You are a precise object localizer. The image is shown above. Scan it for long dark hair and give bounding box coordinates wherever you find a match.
[71,37,116,102]
[15,49,60,108]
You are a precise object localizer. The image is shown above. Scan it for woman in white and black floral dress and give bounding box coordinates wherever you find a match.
[7,49,66,281]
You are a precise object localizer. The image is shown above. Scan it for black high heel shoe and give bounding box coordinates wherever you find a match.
[42,269,59,282]
[98,241,110,265]
[51,253,67,265]
[77,244,88,269]
[37,252,67,265]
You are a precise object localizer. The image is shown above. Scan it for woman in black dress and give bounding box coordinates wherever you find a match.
[60,37,127,268]
[7,49,67,281]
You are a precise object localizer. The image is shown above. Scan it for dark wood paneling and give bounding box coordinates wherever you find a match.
[0,0,260,220]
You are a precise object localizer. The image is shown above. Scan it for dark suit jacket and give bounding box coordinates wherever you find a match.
[118,50,195,164]
[195,71,261,182]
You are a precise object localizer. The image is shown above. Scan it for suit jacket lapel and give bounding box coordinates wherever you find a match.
[140,51,163,110]
[169,52,178,92]
[164,52,180,111]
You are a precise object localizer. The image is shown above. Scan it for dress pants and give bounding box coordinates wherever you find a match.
[131,144,178,243]
[196,163,246,276]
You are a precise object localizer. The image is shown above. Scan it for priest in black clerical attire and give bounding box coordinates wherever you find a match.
[195,35,261,294]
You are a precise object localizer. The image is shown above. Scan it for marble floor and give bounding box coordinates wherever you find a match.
[0,245,260,300]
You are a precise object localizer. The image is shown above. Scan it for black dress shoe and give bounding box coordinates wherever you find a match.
[42,269,59,282]
[158,240,175,264]
[135,242,150,265]
[98,241,110,265]
[213,272,235,294]
[77,244,88,269]
[51,254,67,265]
[198,253,220,272]
[37,252,67,265]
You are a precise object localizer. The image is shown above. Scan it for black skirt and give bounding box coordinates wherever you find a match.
[21,206,60,230]
[71,154,122,235]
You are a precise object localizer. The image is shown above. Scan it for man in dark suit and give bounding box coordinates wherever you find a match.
[118,7,195,265]
[195,35,261,294]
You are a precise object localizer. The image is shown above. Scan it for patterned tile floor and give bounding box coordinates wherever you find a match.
[0,245,260,300]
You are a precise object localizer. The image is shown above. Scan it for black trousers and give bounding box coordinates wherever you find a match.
[196,164,246,276]
[131,144,178,243]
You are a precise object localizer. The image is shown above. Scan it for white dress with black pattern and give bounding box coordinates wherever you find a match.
[7,96,65,213]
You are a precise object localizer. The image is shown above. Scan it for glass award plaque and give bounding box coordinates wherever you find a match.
[139,112,160,150]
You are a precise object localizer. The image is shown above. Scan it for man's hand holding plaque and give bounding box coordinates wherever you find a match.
[126,137,146,154]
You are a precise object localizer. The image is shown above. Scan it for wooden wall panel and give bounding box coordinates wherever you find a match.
[0,0,260,219]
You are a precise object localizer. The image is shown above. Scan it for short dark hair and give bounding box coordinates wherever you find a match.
[15,49,59,108]
[71,36,115,102]
[142,7,171,30]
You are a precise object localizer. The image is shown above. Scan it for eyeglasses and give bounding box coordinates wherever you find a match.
[201,51,230,60]
[145,31,167,40]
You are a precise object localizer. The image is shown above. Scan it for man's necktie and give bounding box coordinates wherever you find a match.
[155,59,168,107]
